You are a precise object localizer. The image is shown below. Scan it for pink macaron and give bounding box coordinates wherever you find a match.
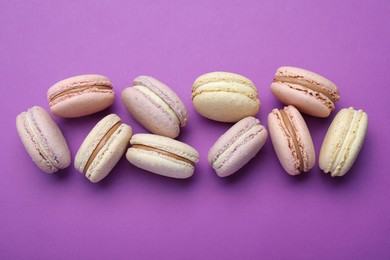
[271,66,340,117]
[208,117,268,177]
[122,76,188,139]
[47,74,115,118]
[16,106,71,173]
[268,105,315,175]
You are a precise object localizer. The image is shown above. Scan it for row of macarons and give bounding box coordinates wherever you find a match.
[16,67,368,182]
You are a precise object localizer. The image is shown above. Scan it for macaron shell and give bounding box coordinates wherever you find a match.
[16,106,71,173]
[208,117,268,177]
[271,81,333,117]
[126,148,195,179]
[122,87,180,138]
[319,108,368,177]
[86,124,132,183]
[192,91,260,122]
[50,92,114,118]
[268,106,315,175]
[133,76,188,127]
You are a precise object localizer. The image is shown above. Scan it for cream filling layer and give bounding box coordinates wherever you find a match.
[275,75,339,102]
[192,81,258,100]
[131,144,195,166]
[83,121,122,174]
[49,85,113,103]
[279,110,304,172]
[134,85,180,126]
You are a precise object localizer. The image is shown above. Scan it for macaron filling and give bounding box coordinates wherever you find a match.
[279,109,304,172]
[131,144,195,167]
[83,121,122,173]
[192,73,256,91]
[274,75,339,103]
[191,81,258,101]
[49,85,113,105]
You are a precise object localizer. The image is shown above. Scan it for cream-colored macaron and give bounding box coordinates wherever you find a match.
[319,107,368,177]
[192,72,260,122]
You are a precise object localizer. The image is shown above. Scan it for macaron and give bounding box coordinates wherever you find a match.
[122,76,188,139]
[268,105,315,175]
[16,106,71,173]
[271,66,340,117]
[48,74,115,118]
[126,133,200,179]
[319,107,368,177]
[192,72,260,122]
[74,114,132,183]
[208,117,268,177]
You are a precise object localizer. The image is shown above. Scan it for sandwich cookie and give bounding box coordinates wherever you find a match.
[122,76,188,139]
[126,134,199,179]
[192,72,260,122]
[208,117,268,177]
[48,74,115,118]
[319,107,368,177]
[268,105,315,175]
[16,106,71,173]
[74,114,132,183]
[271,66,339,117]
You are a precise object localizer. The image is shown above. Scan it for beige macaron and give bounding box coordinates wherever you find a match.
[319,107,368,177]
[192,72,260,122]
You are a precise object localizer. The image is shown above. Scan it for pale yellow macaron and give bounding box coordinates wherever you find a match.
[192,72,260,122]
[319,107,368,177]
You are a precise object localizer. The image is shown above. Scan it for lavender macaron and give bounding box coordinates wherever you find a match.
[208,117,268,177]
[122,76,188,139]
[16,106,71,173]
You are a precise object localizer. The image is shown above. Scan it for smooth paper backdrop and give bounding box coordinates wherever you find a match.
[1,0,389,259]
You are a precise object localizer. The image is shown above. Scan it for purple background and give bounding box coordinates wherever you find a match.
[1,0,389,259]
